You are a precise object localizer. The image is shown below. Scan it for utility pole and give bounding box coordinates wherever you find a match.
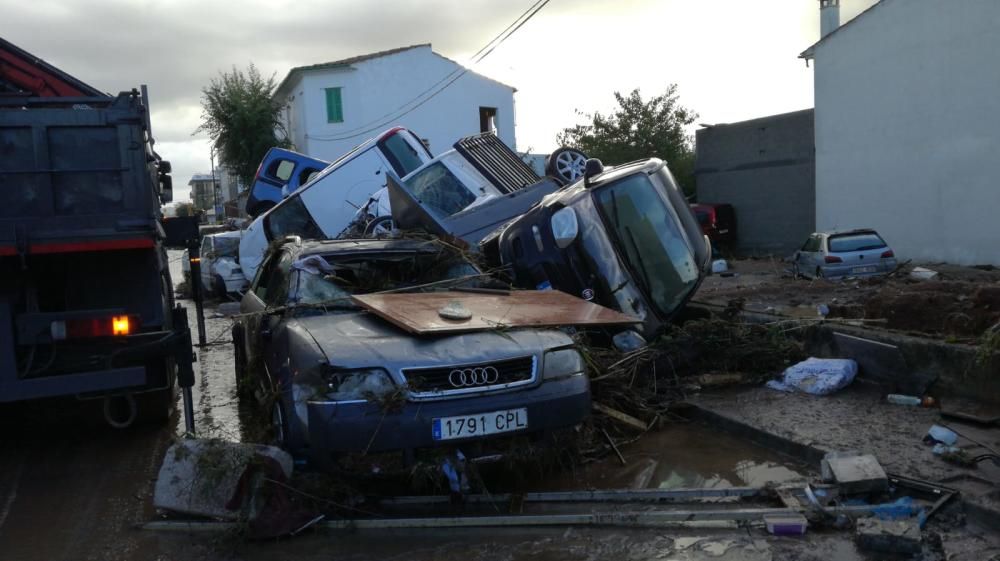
[209,147,219,225]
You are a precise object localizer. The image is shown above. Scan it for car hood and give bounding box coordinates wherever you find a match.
[289,311,573,375]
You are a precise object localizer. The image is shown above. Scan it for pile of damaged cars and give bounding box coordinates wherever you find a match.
[232,127,712,469]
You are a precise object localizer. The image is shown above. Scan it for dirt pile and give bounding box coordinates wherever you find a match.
[863,282,1000,337]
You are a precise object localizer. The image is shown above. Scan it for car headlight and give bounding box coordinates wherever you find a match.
[550,207,579,249]
[321,368,395,401]
[543,348,585,380]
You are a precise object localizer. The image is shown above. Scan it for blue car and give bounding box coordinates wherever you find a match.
[246,147,328,217]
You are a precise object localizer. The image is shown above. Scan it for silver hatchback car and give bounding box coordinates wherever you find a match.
[793,229,898,279]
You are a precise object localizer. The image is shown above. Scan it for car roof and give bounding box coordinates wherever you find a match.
[817,228,880,237]
[207,230,241,240]
[586,158,665,188]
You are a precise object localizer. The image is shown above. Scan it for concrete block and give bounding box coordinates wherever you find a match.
[821,453,888,495]
[153,438,293,520]
[855,517,922,554]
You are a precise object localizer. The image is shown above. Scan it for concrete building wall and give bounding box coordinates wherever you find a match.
[813,0,1000,265]
[278,46,516,161]
[695,109,815,255]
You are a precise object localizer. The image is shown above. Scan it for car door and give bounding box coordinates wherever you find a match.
[795,235,818,274]
[241,249,281,372]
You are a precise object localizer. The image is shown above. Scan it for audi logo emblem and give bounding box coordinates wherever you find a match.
[448,366,500,388]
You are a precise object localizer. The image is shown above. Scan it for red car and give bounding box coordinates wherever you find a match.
[690,203,736,251]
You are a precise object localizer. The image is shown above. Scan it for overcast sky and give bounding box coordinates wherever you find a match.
[2,0,876,202]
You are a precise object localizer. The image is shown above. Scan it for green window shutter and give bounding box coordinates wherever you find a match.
[325,87,343,123]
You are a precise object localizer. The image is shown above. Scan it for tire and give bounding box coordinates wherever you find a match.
[545,147,589,184]
[364,215,394,237]
[214,274,228,298]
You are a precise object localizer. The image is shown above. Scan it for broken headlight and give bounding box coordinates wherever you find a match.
[321,367,395,401]
[542,348,585,380]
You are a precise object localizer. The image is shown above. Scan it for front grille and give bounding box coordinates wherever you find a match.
[402,356,536,393]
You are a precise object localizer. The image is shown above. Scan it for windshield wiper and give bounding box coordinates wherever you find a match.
[608,189,621,227]
[624,226,653,295]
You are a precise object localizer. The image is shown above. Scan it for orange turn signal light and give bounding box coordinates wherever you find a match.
[111,315,132,336]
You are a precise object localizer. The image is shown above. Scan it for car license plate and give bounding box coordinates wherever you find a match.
[852,266,877,274]
[432,408,528,441]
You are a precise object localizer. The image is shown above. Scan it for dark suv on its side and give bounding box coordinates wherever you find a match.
[492,159,712,339]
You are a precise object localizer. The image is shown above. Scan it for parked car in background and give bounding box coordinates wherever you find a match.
[488,159,712,340]
[690,203,736,251]
[199,231,247,296]
[232,237,591,468]
[180,231,247,296]
[793,229,897,279]
[239,127,433,279]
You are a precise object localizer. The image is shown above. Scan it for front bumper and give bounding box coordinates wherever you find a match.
[305,374,590,461]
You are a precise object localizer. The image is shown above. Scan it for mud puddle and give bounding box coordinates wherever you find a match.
[532,422,810,492]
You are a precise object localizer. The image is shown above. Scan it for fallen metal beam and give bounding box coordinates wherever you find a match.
[379,486,767,506]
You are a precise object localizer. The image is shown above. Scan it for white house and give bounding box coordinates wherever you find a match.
[802,0,1000,265]
[274,44,517,161]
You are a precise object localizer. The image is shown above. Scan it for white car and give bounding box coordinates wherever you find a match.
[196,231,248,297]
[239,127,432,280]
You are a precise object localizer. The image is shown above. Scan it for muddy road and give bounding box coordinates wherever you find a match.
[0,250,969,561]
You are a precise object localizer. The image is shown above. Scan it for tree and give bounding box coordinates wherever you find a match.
[556,86,697,195]
[173,202,197,217]
[196,64,290,187]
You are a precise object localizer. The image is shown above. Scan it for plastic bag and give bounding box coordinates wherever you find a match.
[766,357,858,396]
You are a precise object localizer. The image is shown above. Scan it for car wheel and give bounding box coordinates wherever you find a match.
[364,215,394,237]
[214,275,228,298]
[545,147,589,184]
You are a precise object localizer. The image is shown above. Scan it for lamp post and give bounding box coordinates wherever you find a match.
[209,147,220,224]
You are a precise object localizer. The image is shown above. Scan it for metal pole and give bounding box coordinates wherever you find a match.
[172,305,196,436]
[187,239,206,346]
[210,149,218,225]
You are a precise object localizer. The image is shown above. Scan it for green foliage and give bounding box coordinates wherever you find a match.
[556,86,697,195]
[173,202,197,217]
[197,64,291,187]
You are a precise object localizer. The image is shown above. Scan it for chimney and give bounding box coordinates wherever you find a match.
[820,0,841,38]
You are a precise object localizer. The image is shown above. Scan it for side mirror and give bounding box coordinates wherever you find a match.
[159,174,173,203]
[583,158,604,188]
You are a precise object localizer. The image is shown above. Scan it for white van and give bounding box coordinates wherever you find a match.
[239,127,431,279]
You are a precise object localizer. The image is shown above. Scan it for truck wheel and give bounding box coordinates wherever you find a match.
[545,147,589,184]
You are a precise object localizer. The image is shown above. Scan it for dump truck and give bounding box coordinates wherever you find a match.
[0,37,192,426]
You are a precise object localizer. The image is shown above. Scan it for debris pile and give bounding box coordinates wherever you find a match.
[582,316,805,443]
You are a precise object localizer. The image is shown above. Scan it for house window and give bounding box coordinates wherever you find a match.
[325,87,344,123]
[479,107,497,134]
